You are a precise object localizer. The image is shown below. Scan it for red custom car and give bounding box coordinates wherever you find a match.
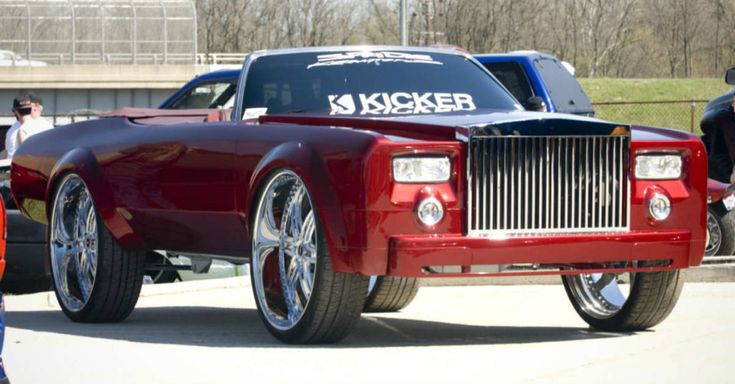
[10,47,707,344]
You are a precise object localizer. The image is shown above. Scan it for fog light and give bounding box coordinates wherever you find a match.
[648,193,671,221]
[417,197,444,226]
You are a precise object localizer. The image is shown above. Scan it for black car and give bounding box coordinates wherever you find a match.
[700,67,735,257]
[0,158,50,293]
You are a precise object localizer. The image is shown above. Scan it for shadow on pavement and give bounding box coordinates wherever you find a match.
[6,306,628,348]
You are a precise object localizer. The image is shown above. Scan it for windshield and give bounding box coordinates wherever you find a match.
[242,50,521,117]
[168,79,237,109]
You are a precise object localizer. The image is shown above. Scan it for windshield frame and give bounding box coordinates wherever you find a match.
[232,47,522,120]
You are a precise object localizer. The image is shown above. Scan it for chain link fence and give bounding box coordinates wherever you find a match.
[0,0,197,65]
[592,100,709,134]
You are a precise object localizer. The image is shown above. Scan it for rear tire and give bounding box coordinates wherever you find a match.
[250,170,368,344]
[364,276,419,312]
[144,251,180,284]
[562,261,684,331]
[49,174,145,322]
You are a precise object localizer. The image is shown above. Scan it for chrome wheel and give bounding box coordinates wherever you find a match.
[252,170,318,331]
[563,273,632,320]
[50,175,98,312]
[705,210,722,256]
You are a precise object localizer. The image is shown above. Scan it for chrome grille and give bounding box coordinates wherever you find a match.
[468,135,630,235]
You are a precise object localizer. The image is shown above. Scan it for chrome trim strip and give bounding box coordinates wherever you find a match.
[468,227,630,237]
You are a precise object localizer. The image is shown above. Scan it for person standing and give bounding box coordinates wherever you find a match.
[4,92,53,158]
[29,94,52,128]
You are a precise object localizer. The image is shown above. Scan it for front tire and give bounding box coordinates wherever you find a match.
[49,174,145,322]
[250,170,368,344]
[562,261,684,331]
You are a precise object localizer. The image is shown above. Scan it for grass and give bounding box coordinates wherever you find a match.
[577,78,733,133]
[579,78,732,102]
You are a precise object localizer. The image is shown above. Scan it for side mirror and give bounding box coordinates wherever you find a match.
[726,67,735,85]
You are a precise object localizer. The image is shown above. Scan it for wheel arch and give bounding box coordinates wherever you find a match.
[245,141,355,273]
[47,148,144,249]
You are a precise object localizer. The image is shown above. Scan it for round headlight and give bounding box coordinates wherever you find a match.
[648,192,671,221]
[417,197,444,226]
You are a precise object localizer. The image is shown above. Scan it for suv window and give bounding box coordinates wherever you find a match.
[481,61,534,106]
[168,80,237,109]
[533,58,594,115]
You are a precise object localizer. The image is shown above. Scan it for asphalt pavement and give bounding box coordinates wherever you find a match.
[4,277,733,384]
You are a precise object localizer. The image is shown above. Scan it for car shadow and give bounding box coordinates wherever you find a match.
[5,306,629,348]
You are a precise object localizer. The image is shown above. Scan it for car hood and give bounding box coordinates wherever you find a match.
[704,87,735,114]
[260,110,628,141]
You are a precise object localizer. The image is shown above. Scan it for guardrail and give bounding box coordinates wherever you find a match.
[20,53,246,66]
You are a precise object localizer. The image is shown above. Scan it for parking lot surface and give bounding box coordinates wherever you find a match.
[4,278,733,383]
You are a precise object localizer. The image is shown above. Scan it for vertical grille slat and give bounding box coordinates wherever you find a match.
[469,135,630,235]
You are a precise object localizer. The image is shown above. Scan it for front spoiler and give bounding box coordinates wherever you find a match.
[387,230,702,277]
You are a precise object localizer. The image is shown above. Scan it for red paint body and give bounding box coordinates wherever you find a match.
[10,109,707,277]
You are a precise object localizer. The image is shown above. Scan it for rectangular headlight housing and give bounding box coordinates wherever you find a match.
[635,154,682,180]
[393,156,451,183]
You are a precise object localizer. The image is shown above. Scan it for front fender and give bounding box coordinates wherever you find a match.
[47,148,143,249]
[244,141,355,273]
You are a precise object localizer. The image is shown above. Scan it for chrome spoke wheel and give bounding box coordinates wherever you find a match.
[564,272,632,320]
[705,210,722,256]
[252,171,318,331]
[50,175,99,312]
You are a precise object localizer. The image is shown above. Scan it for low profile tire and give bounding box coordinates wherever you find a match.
[250,170,368,344]
[364,276,420,312]
[49,174,145,322]
[562,261,684,331]
[705,205,735,257]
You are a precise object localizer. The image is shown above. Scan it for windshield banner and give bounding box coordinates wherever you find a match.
[308,51,442,69]
[328,92,476,115]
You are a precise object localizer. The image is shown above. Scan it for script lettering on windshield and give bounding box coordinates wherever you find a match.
[308,51,443,69]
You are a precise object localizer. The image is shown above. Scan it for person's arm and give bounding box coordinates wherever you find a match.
[17,127,27,146]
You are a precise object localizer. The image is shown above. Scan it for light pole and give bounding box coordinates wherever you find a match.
[399,0,408,46]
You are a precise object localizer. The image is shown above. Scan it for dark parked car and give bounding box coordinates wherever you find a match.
[0,158,50,293]
[701,67,735,257]
[701,67,735,183]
